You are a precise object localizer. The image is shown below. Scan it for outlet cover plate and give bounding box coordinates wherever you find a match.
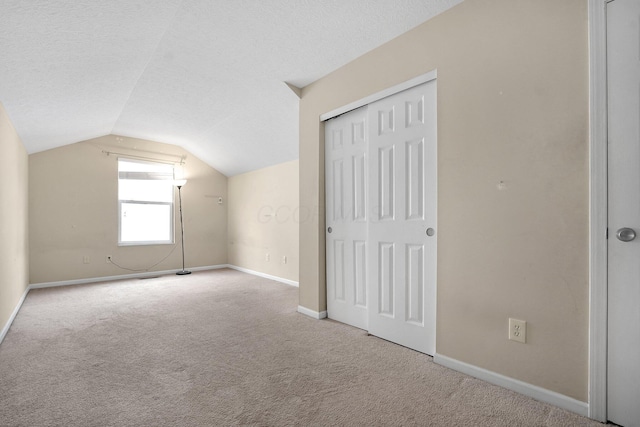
[509,318,526,343]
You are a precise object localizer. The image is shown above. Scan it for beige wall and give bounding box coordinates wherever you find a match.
[228,160,299,282]
[29,135,227,283]
[0,103,29,332]
[299,0,589,401]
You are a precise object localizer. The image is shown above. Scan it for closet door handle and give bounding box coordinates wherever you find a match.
[327,227,333,233]
[616,227,636,242]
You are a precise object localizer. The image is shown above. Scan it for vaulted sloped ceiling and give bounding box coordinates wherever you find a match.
[0,0,462,176]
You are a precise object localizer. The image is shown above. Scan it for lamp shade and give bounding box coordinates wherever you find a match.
[173,179,187,187]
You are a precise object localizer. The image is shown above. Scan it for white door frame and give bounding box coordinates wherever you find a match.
[588,0,609,422]
[320,70,437,122]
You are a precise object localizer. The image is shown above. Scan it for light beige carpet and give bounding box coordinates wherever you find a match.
[0,269,602,426]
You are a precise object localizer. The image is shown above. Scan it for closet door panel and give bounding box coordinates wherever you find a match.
[325,106,369,330]
[368,80,437,355]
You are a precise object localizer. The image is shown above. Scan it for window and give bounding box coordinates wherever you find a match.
[118,159,174,245]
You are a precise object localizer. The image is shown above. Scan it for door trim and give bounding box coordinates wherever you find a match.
[588,0,608,422]
[320,70,437,122]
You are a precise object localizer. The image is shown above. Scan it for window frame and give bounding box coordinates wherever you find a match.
[117,158,175,246]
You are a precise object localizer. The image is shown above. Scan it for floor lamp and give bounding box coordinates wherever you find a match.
[174,179,191,275]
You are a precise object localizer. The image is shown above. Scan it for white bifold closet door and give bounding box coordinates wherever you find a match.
[325,80,437,355]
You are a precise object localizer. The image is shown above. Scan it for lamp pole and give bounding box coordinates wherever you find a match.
[175,181,191,275]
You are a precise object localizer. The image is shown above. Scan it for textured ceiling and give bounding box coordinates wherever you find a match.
[0,0,462,176]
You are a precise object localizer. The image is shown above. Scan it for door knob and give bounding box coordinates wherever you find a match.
[327,227,332,233]
[616,227,636,242]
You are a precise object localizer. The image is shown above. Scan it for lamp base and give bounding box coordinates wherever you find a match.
[176,270,191,275]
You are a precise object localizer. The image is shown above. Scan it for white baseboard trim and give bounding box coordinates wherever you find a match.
[433,353,589,417]
[0,286,30,345]
[227,265,299,287]
[189,264,229,272]
[28,264,228,290]
[297,305,328,319]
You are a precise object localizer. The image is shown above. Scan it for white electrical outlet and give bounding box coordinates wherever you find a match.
[282,255,287,264]
[106,256,112,264]
[83,256,90,264]
[509,318,526,343]
[265,253,270,262]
